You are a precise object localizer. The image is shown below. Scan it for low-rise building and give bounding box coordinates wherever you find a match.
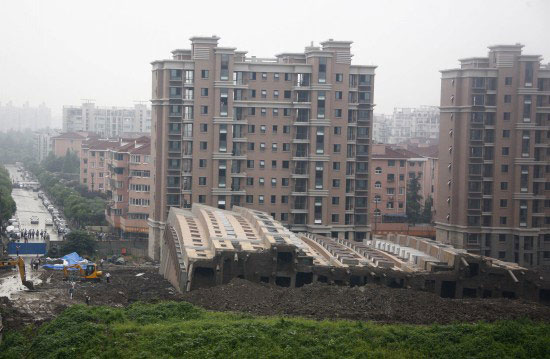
[51,132,88,157]
[33,130,59,162]
[104,137,152,238]
[369,144,438,229]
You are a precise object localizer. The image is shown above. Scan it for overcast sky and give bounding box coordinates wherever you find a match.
[0,0,548,127]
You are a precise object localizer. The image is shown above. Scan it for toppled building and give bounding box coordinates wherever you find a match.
[160,204,550,303]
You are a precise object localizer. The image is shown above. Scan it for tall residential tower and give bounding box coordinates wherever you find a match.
[149,36,376,260]
[436,44,550,268]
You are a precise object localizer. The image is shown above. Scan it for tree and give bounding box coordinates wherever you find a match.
[422,195,433,224]
[59,230,97,256]
[406,176,423,225]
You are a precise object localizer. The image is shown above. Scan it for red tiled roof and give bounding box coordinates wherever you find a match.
[52,132,86,140]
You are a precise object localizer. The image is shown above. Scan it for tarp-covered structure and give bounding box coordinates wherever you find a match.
[42,252,91,270]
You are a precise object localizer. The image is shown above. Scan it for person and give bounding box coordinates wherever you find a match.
[85,295,90,305]
[69,285,74,300]
[16,245,20,256]
[105,272,111,283]
[100,258,104,269]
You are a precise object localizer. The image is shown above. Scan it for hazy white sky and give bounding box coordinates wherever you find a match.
[0,0,548,126]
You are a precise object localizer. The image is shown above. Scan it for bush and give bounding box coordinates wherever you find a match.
[59,230,97,256]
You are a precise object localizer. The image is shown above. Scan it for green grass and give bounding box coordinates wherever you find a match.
[1,302,549,359]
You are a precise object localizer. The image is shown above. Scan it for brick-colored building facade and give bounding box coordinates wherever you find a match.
[369,144,437,229]
[80,136,152,238]
[436,44,550,268]
[148,36,376,260]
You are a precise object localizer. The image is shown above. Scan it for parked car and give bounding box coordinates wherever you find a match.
[45,219,53,226]
[30,216,39,224]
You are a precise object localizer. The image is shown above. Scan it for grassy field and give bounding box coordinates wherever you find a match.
[1,302,549,359]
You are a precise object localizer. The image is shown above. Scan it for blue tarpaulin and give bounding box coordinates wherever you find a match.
[42,252,89,270]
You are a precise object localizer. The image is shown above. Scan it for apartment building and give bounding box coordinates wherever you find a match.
[80,136,152,237]
[0,101,51,132]
[104,137,152,238]
[436,44,550,268]
[63,102,151,137]
[148,36,375,260]
[33,129,59,162]
[52,132,89,157]
[370,144,437,225]
[373,106,439,144]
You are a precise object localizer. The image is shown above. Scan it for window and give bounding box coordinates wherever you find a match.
[283,108,291,117]
[284,90,291,99]
[259,160,265,168]
[199,159,207,168]
[317,91,325,118]
[335,91,343,100]
[502,130,510,138]
[500,199,507,208]
[282,143,290,152]
[283,125,290,134]
[375,167,382,174]
[505,77,512,85]
[273,90,279,99]
[282,178,289,186]
[261,89,267,98]
[333,144,341,153]
[334,126,341,135]
[502,147,509,155]
[500,217,507,225]
[246,195,253,204]
[333,162,340,171]
[247,160,254,169]
[318,57,327,83]
[335,73,343,82]
[501,182,508,190]
[261,108,266,116]
[374,181,381,189]
[199,177,206,186]
[259,195,264,204]
[260,142,266,151]
[200,123,208,132]
[282,160,289,169]
[504,95,511,103]
[200,141,207,150]
[130,198,150,206]
[335,109,342,118]
[272,143,278,152]
[250,72,256,80]
[273,108,279,116]
[200,105,208,115]
[332,179,340,188]
[246,177,254,186]
[388,160,395,167]
[201,88,208,96]
[503,112,511,121]
[201,70,209,79]
[220,55,229,80]
[260,125,266,133]
[262,72,267,80]
[501,164,508,173]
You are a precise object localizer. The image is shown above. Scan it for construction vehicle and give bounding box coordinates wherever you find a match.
[63,263,103,282]
[0,257,34,290]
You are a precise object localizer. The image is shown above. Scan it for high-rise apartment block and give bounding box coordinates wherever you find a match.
[436,44,550,268]
[63,102,151,137]
[0,101,51,132]
[373,106,439,144]
[149,36,375,260]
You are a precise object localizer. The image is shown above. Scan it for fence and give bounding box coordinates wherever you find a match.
[7,242,47,255]
[95,239,148,258]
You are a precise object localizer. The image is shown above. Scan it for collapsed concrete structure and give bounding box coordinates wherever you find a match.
[160,204,550,303]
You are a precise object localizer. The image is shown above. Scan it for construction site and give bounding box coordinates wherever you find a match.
[2,203,550,348]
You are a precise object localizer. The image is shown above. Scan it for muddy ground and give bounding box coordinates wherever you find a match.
[181,279,550,324]
[2,265,550,330]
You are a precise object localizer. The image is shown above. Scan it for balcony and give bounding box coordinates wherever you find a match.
[293,151,308,158]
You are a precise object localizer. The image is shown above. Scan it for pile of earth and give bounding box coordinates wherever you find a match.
[181,278,550,324]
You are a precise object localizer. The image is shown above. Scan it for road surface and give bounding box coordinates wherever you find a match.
[5,164,61,242]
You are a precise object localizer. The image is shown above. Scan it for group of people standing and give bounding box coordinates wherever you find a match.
[19,228,50,242]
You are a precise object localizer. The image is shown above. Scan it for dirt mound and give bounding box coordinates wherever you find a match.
[181,279,550,324]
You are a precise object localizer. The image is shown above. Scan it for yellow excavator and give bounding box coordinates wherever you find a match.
[0,257,34,290]
[63,263,102,282]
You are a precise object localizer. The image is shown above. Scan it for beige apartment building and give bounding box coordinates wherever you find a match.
[436,44,550,268]
[52,132,89,157]
[80,136,153,238]
[149,36,376,260]
[370,144,437,229]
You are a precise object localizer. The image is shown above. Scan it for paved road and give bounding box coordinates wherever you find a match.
[6,165,62,242]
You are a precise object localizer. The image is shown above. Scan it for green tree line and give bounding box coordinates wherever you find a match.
[29,164,107,228]
[0,130,35,165]
[406,176,433,225]
[0,165,16,228]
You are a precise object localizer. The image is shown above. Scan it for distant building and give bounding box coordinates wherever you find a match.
[0,101,52,132]
[62,102,151,137]
[369,144,438,228]
[436,44,550,268]
[79,136,152,238]
[33,130,59,162]
[373,106,439,144]
[51,132,89,157]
